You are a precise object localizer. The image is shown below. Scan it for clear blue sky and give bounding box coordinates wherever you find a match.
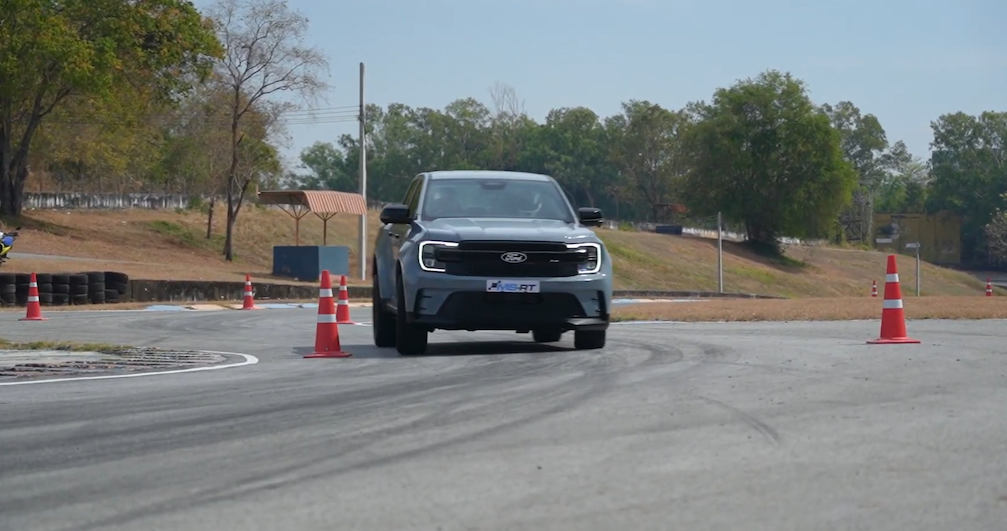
[193,0,1006,171]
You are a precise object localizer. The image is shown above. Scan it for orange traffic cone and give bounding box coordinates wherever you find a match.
[240,274,258,310]
[867,255,920,345]
[304,270,351,358]
[20,272,47,321]
[871,280,878,298]
[986,279,992,297]
[335,275,356,324]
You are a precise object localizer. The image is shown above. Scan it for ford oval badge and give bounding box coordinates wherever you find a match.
[501,252,527,264]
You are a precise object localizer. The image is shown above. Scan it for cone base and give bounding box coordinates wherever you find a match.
[336,319,357,325]
[239,306,259,310]
[18,316,47,321]
[304,351,352,358]
[867,337,921,344]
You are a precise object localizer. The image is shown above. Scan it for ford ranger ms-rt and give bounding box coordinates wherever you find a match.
[371,170,613,355]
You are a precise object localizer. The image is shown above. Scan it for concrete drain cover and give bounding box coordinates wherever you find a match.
[0,347,230,381]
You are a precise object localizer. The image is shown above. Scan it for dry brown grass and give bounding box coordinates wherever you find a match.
[5,206,384,285]
[596,229,988,297]
[0,207,991,297]
[612,296,1007,322]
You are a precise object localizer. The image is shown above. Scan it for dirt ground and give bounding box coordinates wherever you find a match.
[611,296,1007,322]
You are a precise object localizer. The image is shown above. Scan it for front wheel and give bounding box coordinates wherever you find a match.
[574,329,606,350]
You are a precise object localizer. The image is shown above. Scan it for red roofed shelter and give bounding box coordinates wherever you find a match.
[256,189,367,246]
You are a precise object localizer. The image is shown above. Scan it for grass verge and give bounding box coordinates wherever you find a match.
[612,296,1007,322]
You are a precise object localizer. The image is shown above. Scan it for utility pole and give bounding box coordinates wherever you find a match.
[358,62,367,281]
[717,212,724,293]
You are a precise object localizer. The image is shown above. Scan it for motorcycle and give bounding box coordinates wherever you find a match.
[0,226,21,266]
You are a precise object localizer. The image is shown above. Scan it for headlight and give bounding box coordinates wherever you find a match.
[418,240,459,272]
[567,242,602,274]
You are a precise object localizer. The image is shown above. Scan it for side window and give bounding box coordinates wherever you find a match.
[407,177,425,216]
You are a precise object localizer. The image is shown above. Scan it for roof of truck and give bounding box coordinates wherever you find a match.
[424,170,554,182]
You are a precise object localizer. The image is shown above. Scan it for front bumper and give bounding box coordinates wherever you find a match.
[405,272,611,332]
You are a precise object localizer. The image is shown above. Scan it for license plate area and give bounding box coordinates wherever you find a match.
[484,292,543,304]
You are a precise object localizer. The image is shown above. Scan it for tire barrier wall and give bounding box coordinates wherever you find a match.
[0,272,129,307]
[0,273,782,307]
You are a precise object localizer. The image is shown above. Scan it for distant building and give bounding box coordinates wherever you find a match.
[872,211,962,265]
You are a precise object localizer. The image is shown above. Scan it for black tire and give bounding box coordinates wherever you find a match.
[0,283,14,295]
[51,274,70,284]
[372,266,397,348]
[108,281,128,295]
[394,271,427,356]
[39,292,53,305]
[88,290,106,304]
[104,289,119,303]
[52,283,70,294]
[69,273,88,285]
[89,281,106,293]
[85,271,105,283]
[0,273,14,285]
[37,282,52,294]
[105,272,129,284]
[574,330,607,350]
[72,293,88,305]
[532,328,563,343]
[72,284,88,295]
[52,293,70,305]
[35,273,52,284]
[0,293,14,306]
[15,292,27,305]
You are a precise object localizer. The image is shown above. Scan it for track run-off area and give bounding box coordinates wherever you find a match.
[2,306,1006,531]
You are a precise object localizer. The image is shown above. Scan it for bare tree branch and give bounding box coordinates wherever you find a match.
[205,0,331,261]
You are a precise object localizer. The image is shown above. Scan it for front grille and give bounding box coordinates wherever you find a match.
[435,291,587,321]
[437,240,587,277]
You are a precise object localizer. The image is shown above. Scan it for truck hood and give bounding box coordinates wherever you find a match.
[422,218,600,244]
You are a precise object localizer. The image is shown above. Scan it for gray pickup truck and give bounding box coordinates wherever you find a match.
[371,170,613,355]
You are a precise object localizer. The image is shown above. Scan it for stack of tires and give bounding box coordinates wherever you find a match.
[80,271,128,304]
[0,271,129,307]
[0,273,15,307]
[49,273,71,306]
[16,273,54,306]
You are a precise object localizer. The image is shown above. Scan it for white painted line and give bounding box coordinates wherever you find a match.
[0,350,259,387]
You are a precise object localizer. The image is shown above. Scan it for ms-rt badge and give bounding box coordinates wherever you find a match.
[486,280,541,293]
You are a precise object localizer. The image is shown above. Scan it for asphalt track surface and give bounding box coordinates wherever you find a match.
[2,308,1007,531]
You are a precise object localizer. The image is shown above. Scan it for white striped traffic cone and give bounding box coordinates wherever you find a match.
[867,255,919,344]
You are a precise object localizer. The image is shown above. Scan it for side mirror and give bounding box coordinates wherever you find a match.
[380,203,413,225]
[578,207,604,227]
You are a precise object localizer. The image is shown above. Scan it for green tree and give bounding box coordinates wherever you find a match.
[0,0,221,215]
[928,111,1007,263]
[606,100,692,222]
[537,107,611,207]
[292,141,354,192]
[820,101,890,242]
[874,141,929,213]
[681,70,858,254]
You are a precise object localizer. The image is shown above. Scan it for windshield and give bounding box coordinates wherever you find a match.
[421,178,575,222]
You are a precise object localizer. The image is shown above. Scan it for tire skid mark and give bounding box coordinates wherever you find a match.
[696,395,783,446]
